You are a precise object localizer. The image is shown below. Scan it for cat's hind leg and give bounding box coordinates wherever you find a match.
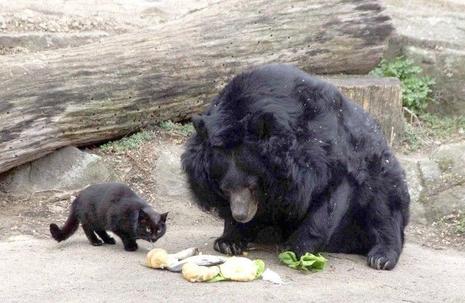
[82,224,103,246]
[95,230,116,244]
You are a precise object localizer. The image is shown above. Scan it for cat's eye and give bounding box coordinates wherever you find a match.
[145,227,151,233]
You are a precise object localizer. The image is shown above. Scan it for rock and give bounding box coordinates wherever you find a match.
[425,185,465,221]
[419,142,465,220]
[418,159,442,193]
[404,141,465,222]
[384,0,465,115]
[152,143,218,227]
[430,142,465,178]
[0,146,113,193]
[398,156,427,224]
[153,144,191,200]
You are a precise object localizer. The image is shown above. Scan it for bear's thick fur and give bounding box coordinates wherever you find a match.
[182,64,410,270]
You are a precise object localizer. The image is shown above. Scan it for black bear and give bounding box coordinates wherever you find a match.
[182,64,410,270]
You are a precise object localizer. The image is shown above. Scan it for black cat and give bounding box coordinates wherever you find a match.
[50,182,168,251]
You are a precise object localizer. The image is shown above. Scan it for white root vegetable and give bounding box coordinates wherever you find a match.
[169,255,228,272]
[146,248,178,269]
[172,248,199,260]
[219,257,258,282]
[182,263,220,282]
[145,247,226,272]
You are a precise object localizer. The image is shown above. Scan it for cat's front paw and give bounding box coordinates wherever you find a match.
[104,237,116,245]
[367,246,399,270]
[123,242,138,252]
[91,240,103,246]
[214,237,246,255]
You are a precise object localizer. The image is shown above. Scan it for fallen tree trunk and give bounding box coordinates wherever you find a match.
[0,0,394,174]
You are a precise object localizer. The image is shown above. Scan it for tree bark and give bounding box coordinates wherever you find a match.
[0,0,394,174]
[324,76,404,146]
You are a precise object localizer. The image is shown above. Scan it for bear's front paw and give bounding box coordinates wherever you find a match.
[214,237,246,255]
[282,233,321,258]
[367,246,399,270]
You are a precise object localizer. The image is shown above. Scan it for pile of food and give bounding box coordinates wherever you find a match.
[145,247,327,283]
[145,247,265,283]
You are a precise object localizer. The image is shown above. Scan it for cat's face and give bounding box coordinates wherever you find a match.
[137,211,168,243]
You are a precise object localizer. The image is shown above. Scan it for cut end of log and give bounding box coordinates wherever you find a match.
[324,75,403,144]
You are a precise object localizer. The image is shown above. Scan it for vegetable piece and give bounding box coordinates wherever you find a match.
[172,247,199,260]
[219,257,260,282]
[146,248,177,269]
[145,248,227,272]
[169,255,228,272]
[278,251,327,272]
[182,263,221,282]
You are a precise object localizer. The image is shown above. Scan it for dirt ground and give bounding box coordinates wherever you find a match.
[1,129,465,302]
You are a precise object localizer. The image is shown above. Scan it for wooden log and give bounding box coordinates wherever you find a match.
[0,0,394,173]
[324,76,404,146]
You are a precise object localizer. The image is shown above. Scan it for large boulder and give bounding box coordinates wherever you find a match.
[0,146,113,193]
[398,156,427,224]
[427,186,465,221]
[430,142,465,178]
[152,144,191,200]
[152,143,219,227]
[400,141,465,223]
[384,0,465,115]
[422,142,465,220]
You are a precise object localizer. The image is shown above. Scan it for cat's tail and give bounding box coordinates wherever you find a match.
[50,197,79,242]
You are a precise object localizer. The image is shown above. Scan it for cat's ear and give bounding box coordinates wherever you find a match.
[160,212,168,222]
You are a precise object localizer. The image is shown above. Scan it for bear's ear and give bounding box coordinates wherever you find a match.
[248,112,278,140]
[192,115,207,138]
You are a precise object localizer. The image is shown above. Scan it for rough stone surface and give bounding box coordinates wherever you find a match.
[152,143,216,227]
[418,159,442,188]
[0,146,113,193]
[421,142,465,220]
[400,141,465,223]
[426,185,465,221]
[384,0,465,115]
[431,142,465,179]
[153,144,191,201]
[398,156,427,224]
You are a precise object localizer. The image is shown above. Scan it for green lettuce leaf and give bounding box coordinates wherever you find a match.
[254,259,266,278]
[278,251,327,272]
[207,271,227,282]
